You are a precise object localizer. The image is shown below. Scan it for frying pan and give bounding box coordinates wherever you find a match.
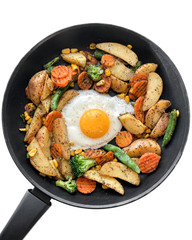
[1,23,189,240]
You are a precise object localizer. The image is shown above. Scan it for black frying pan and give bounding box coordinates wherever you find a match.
[1,23,190,240]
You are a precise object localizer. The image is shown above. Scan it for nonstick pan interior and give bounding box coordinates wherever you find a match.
[2,23,189,208]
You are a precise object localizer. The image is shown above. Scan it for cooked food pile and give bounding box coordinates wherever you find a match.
[20,42,179,195]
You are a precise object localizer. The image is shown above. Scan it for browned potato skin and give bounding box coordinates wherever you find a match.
[24,104,45,142]
[61,52,86,67]
[145,100,171,129]
[41,95,51,113]
[150,113,170,138]
[36,126,51,158]
[28,138,58,177]
[57,89,79,111]
[52,118,70,160]
[110,75,130,93]
[27,70,48,106]
[118,113,147,135]
[123,138,161,157]
[135,63,158,75]
[40,76,53,101]
[57,158,74,179]
[100,162,140,186]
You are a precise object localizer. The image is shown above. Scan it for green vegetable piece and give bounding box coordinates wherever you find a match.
[51,80,73,110]
[162,109,178,147]
[87,64,103,82]
[46,66,54,74]
[132,60,142,72]
[70,155,96,177]
[43,56,60,69]
[56,177,77,194]
[103,144,140,174]
[94,49,106,59]
[20,113,25,122]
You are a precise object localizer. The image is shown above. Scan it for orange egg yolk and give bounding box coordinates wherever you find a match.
[80,109,110,138]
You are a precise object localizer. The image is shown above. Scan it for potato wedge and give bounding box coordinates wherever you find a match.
[110,75,130,93]
[135,63,158,75]
[52,118,70,160]
[36,126,51,158]
[28,138,58,177]
[41,95,51,113]
[118,113,147,135]
[96,42,138,66]
[57,158,74,179]
[57,89,79,111]
[109,59,134,81]
[24,105,44,142]
[84,170,124,195]
[27,70,48,106]
[40,76,53,101]
[150,112,170,138]
[145,100,171,129]
[61,52,86,68]
[142,72,163,111]
[123,138,161,157]
[49,160,64,180]
[100,162,140,186]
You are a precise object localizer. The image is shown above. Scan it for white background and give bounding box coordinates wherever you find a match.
[0,1,192,240]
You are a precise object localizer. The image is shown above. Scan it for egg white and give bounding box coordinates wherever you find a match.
[62,90,134,150]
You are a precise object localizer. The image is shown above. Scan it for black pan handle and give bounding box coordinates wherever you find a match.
[0,188,51,240]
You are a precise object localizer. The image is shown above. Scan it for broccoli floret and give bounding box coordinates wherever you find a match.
[87,64,103,82]
[56,176,77,194]
[70,155,96,177]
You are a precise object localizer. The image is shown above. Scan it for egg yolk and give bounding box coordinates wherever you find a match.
[80,109,110,138]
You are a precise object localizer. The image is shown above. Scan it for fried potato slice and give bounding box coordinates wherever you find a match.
[84,170,124,195]
[57,89,78,111]
[109,59,134,81]
[118,113,147,135]
[57,158,74,179]
[110,75,130,93]
[61,52,86,67]
[36,126,51,158]
[123,138,161,157]
[142,72,163,111]
[135,63,158,75]
[150,112,170,138]
[28,138,58,177]
[96,42,138,66]
[100,162,140,186]
[41,95,51,113]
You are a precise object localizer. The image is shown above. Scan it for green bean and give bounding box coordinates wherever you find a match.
[43,56,60,69]
[103,144,140,174]
[50,81,72,110]
[162,109,178,147]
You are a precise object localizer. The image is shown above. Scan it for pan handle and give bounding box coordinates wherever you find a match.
[0,188,51,240]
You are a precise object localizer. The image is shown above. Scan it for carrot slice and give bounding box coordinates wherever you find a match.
[51,65,72,87]
[101,54,115,67]
[139,152,161,173]
[51,143,63,159]
[44,111,63,131]
[78,72,93,90]
[129,91,137,101]
[76,177,96,194]
[134,96,145,123]
[94,76,112,93]
[132,80,148,98]
[84,149,106,159]
[95,151,114,165]
[115,131,133,148]
[130,73,148,88]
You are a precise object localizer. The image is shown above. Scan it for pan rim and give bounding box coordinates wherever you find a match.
[2,23,190,209]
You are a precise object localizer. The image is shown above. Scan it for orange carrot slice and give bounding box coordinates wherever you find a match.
[130,73,148,88]
[101,54,115,67]
[139,152,161,173]
[115,131,133,148]
[51,65,72,87]
[78,72,93,90]
[84,149,106,159]
[132,80,148,98]
[134,96,145,123]
[95,151,114,165]
[44,111,63,131]
[94,76,112,93]
[76,177,96,194]
[51,143,63,159]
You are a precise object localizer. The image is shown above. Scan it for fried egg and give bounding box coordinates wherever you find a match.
[62,90,134,150]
